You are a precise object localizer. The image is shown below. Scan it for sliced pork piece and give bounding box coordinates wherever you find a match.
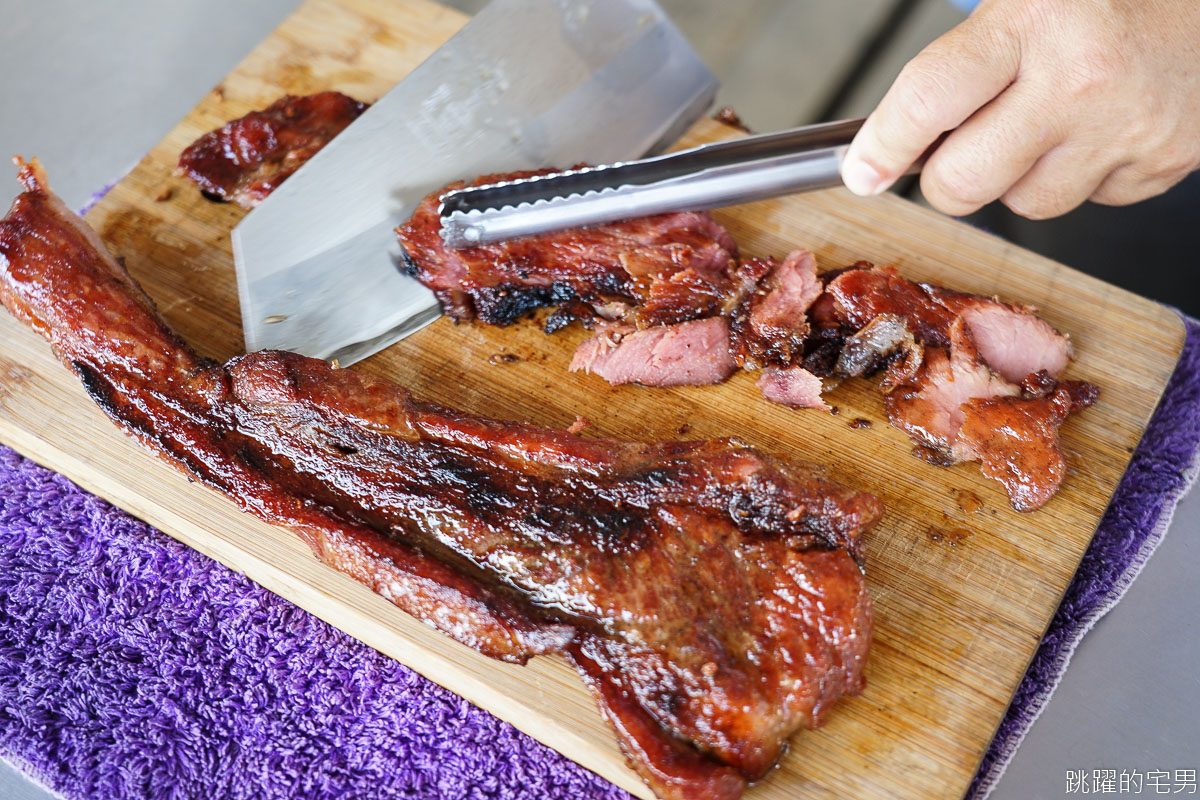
[178,92,367,208]
[885,319,1022,459]
[958,303,1071,383]
[957,388,1075,512]
[569,317,738,387]
[397,172,739,325]
[2,160,880,800]
[757,365,830,411]
[827,264,1071,382]
[885,319,1097,510]
[732,249,823,369]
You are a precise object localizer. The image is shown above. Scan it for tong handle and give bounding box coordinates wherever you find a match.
[440,117,866,219]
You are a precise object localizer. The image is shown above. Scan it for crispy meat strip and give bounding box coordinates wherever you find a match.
[178,92,367,208]
[1,161,881,800]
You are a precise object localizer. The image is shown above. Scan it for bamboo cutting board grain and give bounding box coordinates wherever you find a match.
[0,0,1187,798]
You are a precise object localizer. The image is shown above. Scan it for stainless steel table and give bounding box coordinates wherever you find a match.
[1,2,1196,798]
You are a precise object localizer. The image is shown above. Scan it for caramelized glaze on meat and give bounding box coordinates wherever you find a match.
[1,160,882,800]
[397,172,739,326]
[827,264,1072,382]
[178,92,367,208]
[884,319,1096,510]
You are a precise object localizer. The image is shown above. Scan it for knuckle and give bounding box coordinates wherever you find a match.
[923,157,996,210]
[1090,181,1149,207]
[1093,165,1189,207]
[1062,53,1123,100]
[1002,184,1075,220]
[892,57,957,133]
[1150,140,1200,180]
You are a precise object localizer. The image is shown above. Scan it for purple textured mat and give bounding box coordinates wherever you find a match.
[0,444,629,800]
[0,276,1195,798]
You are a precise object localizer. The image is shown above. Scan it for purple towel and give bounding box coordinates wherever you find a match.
[0,277,1196,798]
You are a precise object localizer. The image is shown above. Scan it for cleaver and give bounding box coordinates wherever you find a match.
[231,0,717,366]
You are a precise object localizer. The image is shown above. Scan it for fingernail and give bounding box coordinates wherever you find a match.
[841,158,889,196]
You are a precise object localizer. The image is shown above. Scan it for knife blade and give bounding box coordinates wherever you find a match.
[231,0,716,365]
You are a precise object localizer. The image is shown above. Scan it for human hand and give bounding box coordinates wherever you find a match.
[839,0,1200,219]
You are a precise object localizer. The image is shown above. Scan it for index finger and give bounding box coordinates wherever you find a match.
[841,15,1021,196]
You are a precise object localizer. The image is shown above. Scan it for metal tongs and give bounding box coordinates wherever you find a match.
[438,117,865,248]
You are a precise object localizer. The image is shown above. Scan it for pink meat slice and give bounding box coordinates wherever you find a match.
[960,304,1071,383]
[757,366,830,411]
[828,264,1072,382]
[570,317,738,387]
[885,319,1021,459]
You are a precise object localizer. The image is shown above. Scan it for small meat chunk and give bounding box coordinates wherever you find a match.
[178,92,367,208]
[732,248,823,368]
[569,317,738,387]
[834,313,924,392]
[957,389,1073,512]
[757,365,830,411]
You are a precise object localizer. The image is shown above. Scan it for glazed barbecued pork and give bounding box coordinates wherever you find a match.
[883,319,1098,511]
[397,172,741,326]
[178,92,367,208]
[820,264,1097,510]
[395,166,1098,510]
[825,263,1072,383]
[399,180,830,400]
[0,160,881,800]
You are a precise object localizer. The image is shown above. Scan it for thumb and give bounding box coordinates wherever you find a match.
[841,15,1020,195]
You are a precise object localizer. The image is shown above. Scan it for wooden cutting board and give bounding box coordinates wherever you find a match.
[0,0,1186,797]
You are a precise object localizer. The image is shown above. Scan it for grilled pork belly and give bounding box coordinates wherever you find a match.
[1,160,882,800]
[178,92,367,209]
